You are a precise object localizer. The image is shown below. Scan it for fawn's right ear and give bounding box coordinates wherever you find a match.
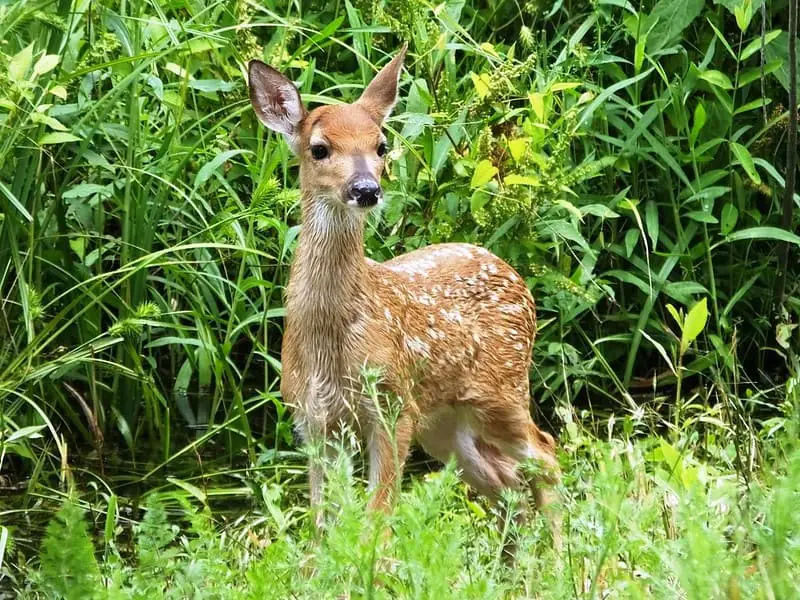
[248,60,306,151]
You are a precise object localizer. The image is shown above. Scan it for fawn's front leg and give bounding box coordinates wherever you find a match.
[366,412,414,512]
[300,412,328,532]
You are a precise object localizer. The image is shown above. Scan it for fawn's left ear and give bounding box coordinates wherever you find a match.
[356,44,407,124]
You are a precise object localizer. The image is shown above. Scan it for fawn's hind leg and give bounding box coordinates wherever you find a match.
[468,391,562,548]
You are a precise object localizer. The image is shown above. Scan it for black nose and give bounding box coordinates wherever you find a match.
[347,178,381,207]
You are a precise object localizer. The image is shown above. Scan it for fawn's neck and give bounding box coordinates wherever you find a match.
[288,196,368,324]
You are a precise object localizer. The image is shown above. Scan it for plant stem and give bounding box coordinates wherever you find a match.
[775,0,798,308]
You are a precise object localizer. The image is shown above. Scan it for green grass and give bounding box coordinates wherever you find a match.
[0,0,798,596]
[7,404,800,598]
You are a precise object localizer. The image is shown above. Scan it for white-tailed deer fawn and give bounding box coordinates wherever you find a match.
[248,45,559,536]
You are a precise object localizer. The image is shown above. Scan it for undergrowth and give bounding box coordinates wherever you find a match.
[11,403,800,598]
[1,0,799,596]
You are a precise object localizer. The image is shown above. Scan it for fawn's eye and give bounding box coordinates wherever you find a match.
[310,144,329,160]
[377,141,387,157]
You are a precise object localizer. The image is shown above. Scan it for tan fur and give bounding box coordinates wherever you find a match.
[249,47,560,536]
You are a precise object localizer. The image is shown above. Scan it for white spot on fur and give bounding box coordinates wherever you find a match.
[499,304,523,314]
[384,307,393,322]
[514,342,524,351]
[414,293,436,306]
[404,336,431,357]
[439,308,462,323]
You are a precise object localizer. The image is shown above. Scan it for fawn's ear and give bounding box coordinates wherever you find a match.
[356,44,407,124]
[248,60,306,150]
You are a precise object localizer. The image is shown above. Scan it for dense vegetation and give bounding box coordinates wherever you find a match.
[1,0,798,596]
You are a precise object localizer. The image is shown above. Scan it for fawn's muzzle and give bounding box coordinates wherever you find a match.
[346,177,382,208]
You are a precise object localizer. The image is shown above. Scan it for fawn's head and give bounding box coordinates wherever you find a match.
[248,46,406,211]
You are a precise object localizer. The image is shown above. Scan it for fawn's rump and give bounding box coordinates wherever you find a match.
[373,243,553,495]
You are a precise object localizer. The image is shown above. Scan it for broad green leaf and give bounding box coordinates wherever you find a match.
[725,226,800,246]
[470,73,492,100]
[645,200,659,249]
[738,61,782,87]
[556,199,583,220]
[5,424,47,443]
[640,329,677,376]
[720,203,738,235]
[646,0,705,52]
[104,494,118,545]
[682,297,708,352]
[686,186,731,205]
[582,204,620,218]
[606,270,651,294]
[189,79,237,93]
[712,0,763,15]
[50,85,68,99]
[634,31,648,74]
[39,132,81,144]
[507,138,528,163]
[8,43,34,81]
[730,142,761,184]
[470,190,490,215]
[707,19,737,60]
[734,0,753,32]
[699,70,734,89]
[69,237,86,260]
[689,102,706,146]
[194,149,250,189]
[167,477,207,504]
[577,68,654,128]
[664,281,710,304]
[545,220,592,254]
[740,30,782,61]
[666,303,683,329]
[765,32,800,94]
[686,211,719,224]
[598,0,637,12]
[550,82,582,91]
[734,97,771,115]
[471,160,498,188]
[63,184,112,199]
[504,173,539,186]
[30,112,68,131]
[0,181,33,222]
[659,438,682,472]
[624,228,640,257]
[32,54,60,78]
[776,322,798,350]
[185,38,224,54]
[528,92,545,121]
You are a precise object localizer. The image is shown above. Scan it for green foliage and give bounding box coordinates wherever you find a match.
[36,501,101,600]
[17,417,800,598]
[0,0,799,595]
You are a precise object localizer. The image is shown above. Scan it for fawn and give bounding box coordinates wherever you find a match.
[248,45,560,536]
